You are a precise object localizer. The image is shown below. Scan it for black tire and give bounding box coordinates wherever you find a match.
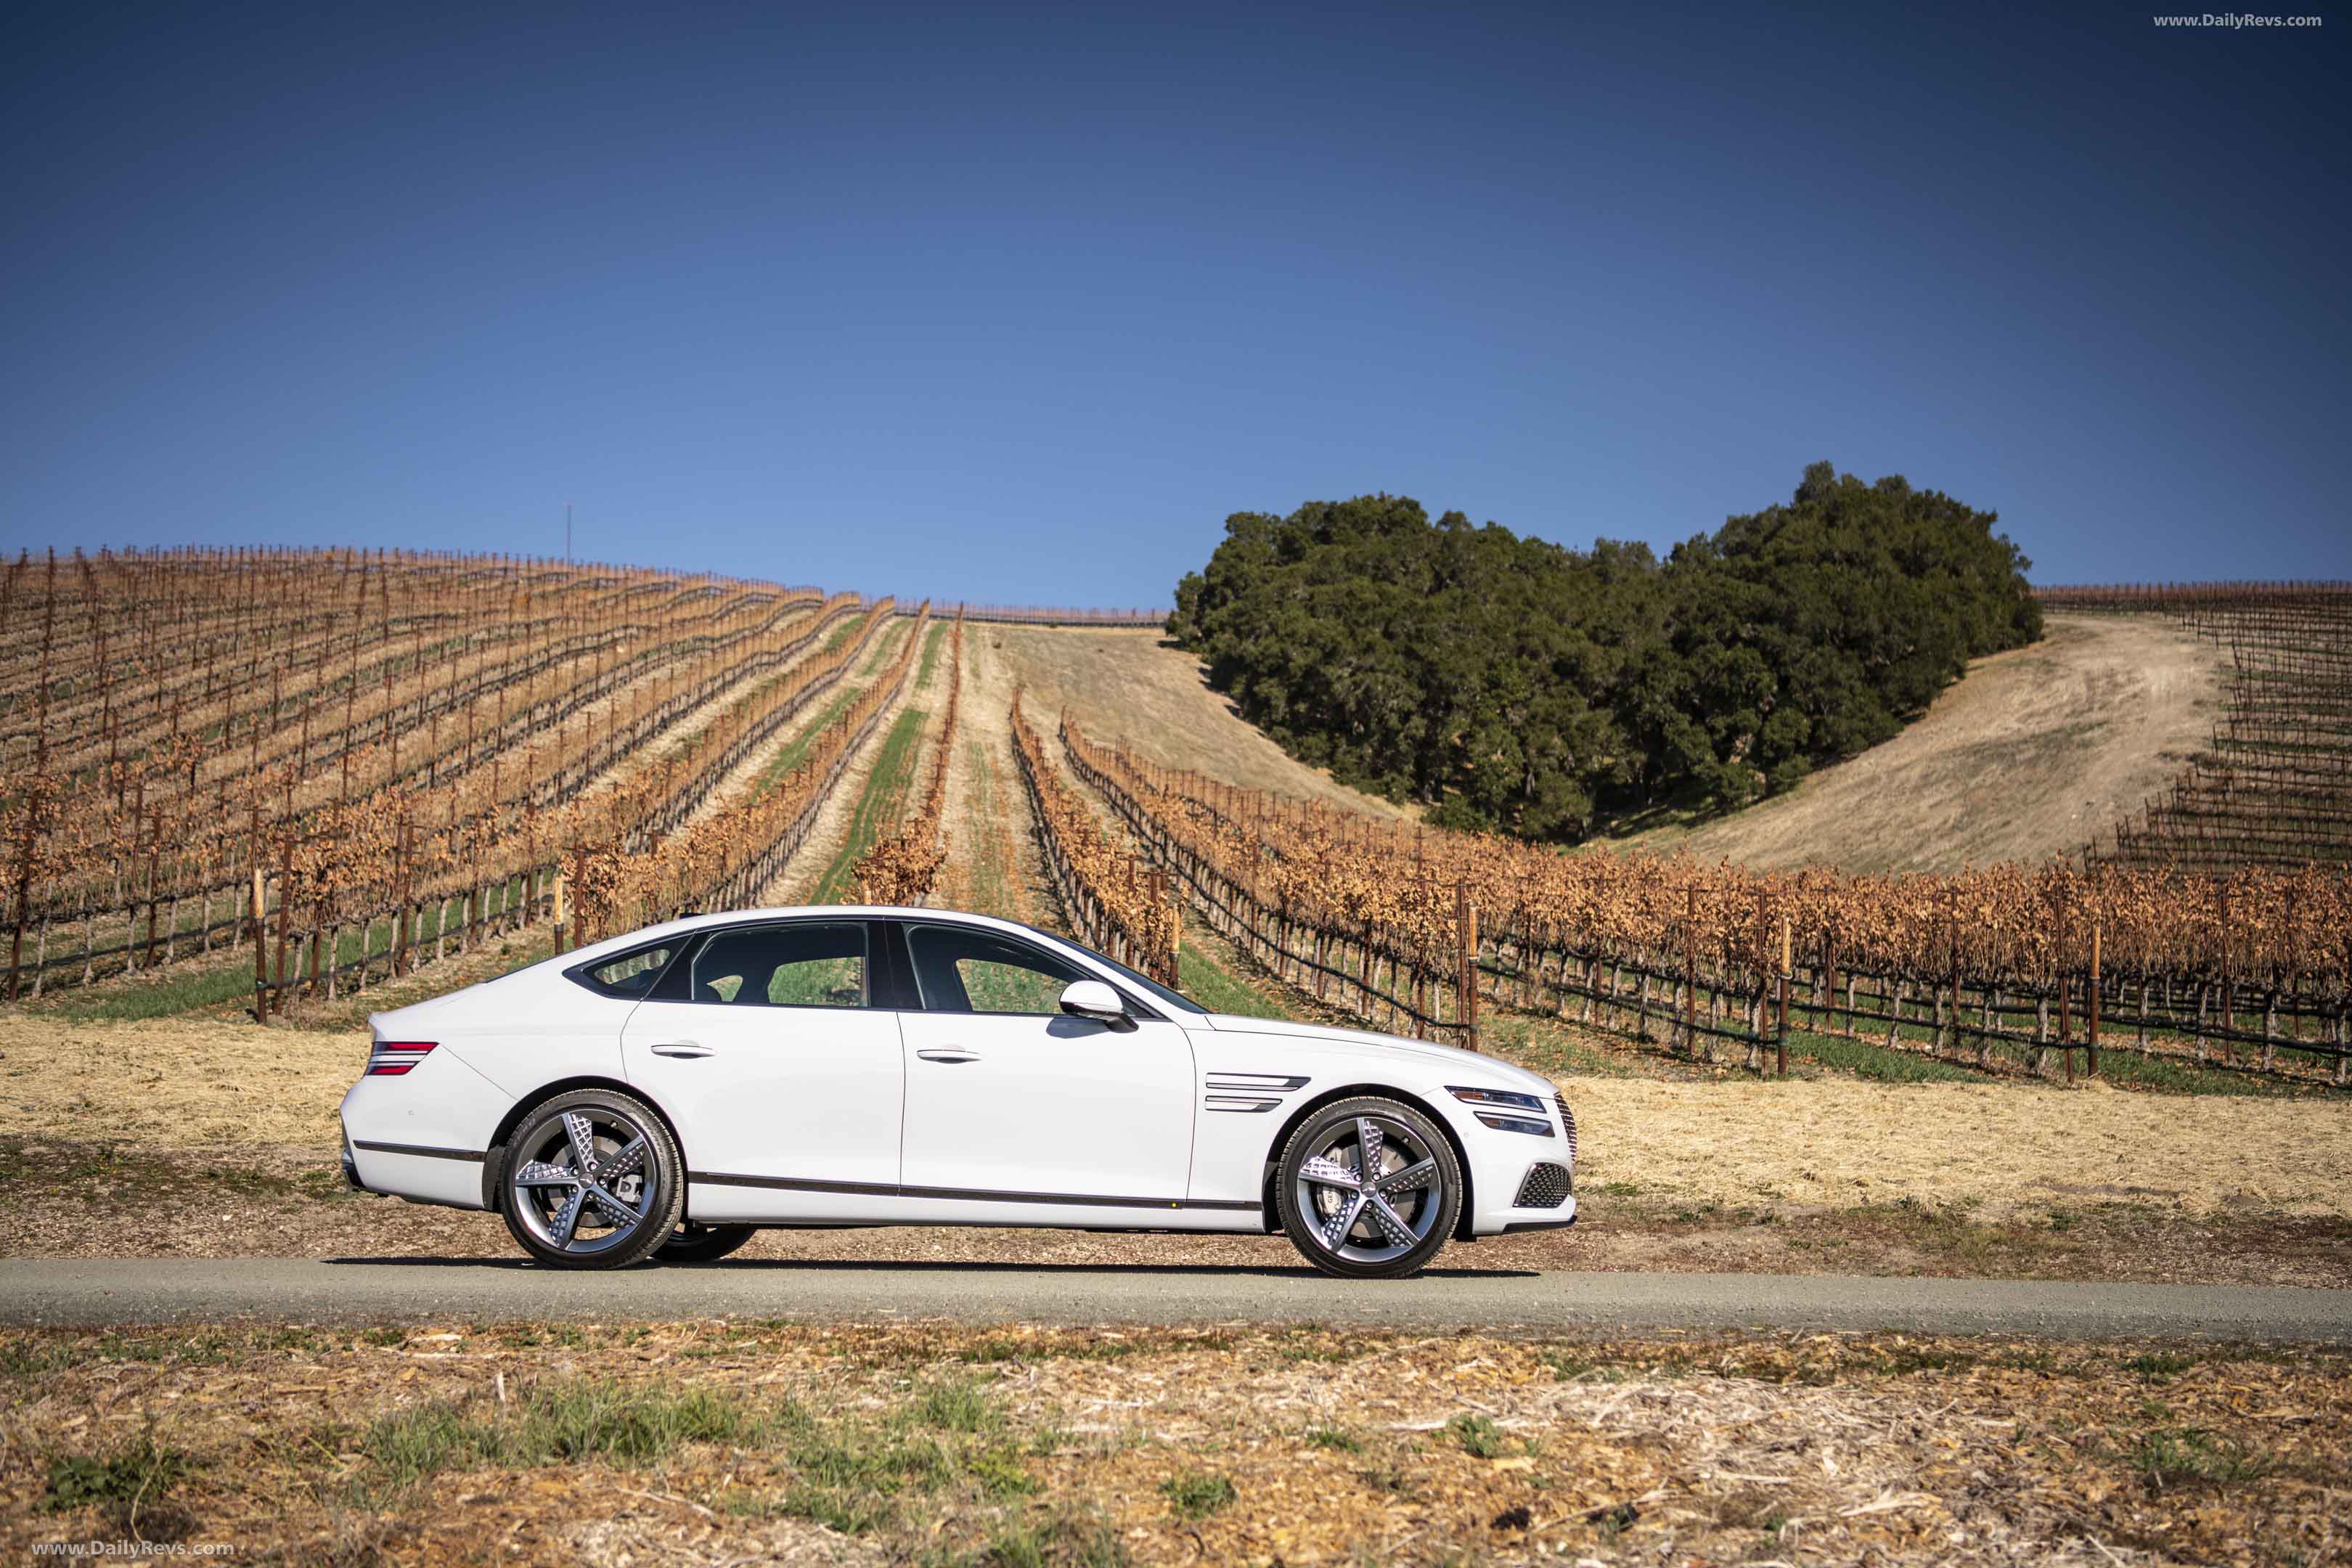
[1276,1095,1461,1280]
[498,1087,685,1270]
[655,1221,757,1265]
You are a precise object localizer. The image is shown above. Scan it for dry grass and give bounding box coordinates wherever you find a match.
[4,1319,2346,1566]
[1609,614,2227,873]
[0,1014,358,1148]
[1564,1075,2352,1220]
[986,626,1413,819]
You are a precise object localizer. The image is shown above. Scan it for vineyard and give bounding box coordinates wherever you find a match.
[2043,583,2352,873]
[1008,692,1181,986]
[6,549,2351,1095]
[1053,715,2352,1083]
[849,612,963,905]
[0,547,934,1009]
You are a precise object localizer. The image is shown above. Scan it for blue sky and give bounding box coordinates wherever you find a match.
[4,2,2344,604]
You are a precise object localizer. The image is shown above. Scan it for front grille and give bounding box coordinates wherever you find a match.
[1514,1161,1571,1209]
[1555,1095,1577,1165]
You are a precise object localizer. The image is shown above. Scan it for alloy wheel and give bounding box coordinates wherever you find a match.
[1290,1113,1447,1267]
[509,1107,659,1258]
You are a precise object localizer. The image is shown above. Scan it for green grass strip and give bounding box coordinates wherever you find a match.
[811,707,929,905]
[916,619,947,687]
[49,875,542,1021]
[1176,940,1291,1020]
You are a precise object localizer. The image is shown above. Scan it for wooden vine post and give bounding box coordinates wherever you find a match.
[2057,897,2074,1084]
[1946,891,1961,1060]
[1455,879,1479,1053]
[1776,915,1792,1079]
[1752,887,1768,1069]
[1682,885,1697,1056]
[250,863,268,1021]
[274,833,293,1007]
[2088,914,2102,1078]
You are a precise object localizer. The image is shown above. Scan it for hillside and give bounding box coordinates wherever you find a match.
[4,550,2344,1101]
[997,613,2228,875]
[985,625,1411,818]
[1604,613,2226,873]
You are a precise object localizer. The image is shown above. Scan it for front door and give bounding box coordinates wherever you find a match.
[621,919,904,1209]
[895,920,1194,1205]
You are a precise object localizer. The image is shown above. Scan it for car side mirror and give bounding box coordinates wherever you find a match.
[1058,979,1135,1032]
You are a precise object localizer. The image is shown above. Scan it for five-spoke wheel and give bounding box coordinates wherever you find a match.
[499,1088,685,1270]
[1276,1096,1461,1278]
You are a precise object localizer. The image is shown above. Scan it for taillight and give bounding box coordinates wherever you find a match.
[367,1041,436,1076]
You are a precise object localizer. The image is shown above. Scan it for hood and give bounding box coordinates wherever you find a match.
[1193,1013,1559,1095]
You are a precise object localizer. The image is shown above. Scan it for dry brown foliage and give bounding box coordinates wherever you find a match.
[2,1319,2345,1567]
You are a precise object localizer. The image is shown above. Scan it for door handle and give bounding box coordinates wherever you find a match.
[915,1048,981,1063]
[650,1041,714,1058]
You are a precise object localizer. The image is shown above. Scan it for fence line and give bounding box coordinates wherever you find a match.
[1059,722,2351,1082]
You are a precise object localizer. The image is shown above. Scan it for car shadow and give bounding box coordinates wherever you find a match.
[320,1256,1539,1279]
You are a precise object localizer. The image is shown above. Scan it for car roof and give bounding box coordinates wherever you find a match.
[576,906,1053,959]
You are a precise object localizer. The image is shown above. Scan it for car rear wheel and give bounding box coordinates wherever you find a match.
[654,1221,756,1264]
[1276,1096,1461,1280]
[500,1088,684,1270]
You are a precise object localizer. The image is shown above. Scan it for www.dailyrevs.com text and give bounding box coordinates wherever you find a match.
[32,1543,237,1560]
[2152,12,2322,24]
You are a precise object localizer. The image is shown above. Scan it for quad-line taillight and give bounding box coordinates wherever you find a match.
[367,1040,436,1076]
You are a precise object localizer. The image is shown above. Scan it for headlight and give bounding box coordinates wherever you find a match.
[1447,1086,1554,1137]
[1471,1113,1553,1137]
[1446,1085,1547,1112]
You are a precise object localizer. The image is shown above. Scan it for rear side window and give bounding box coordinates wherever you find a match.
[571,942,682,999]
[690,922,867,1008]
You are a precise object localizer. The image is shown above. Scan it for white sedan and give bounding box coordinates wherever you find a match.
[340,907,1577,1278]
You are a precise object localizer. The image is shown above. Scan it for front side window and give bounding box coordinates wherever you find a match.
[905,923,1087,1015]
[1013,920,1206,1015]
[689,922,867,1008]
[575,942,681,998]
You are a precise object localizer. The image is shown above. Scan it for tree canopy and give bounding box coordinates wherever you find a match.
[1167,462,2042,842]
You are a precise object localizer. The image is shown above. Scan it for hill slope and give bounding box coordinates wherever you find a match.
[986,625,1413,818]
[995,613,2225,875]
[1601,613,2224,872]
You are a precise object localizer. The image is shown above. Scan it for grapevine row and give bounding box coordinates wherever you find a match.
[246,604,929,1010]
[853,611,965,905]
[1062,721,2352,1079]
[1008,694,1180,985]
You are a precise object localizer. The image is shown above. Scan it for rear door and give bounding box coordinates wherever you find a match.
[620,919,905,1205]
[894,920,1194,1204]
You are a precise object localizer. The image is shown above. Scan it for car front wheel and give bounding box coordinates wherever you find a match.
[1276,1096,1461,1280]
[500,1088,685,1270]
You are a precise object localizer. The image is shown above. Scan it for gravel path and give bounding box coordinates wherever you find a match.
[6,1258,2348,1341]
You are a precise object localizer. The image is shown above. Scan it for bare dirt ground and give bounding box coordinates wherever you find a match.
[1613,614,2226,873]
[6,1318,2345,1567]
[988,626,1413,820]
[938,626,1066,930]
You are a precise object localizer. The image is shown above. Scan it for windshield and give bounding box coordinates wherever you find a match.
[1014,920,1206,1014]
